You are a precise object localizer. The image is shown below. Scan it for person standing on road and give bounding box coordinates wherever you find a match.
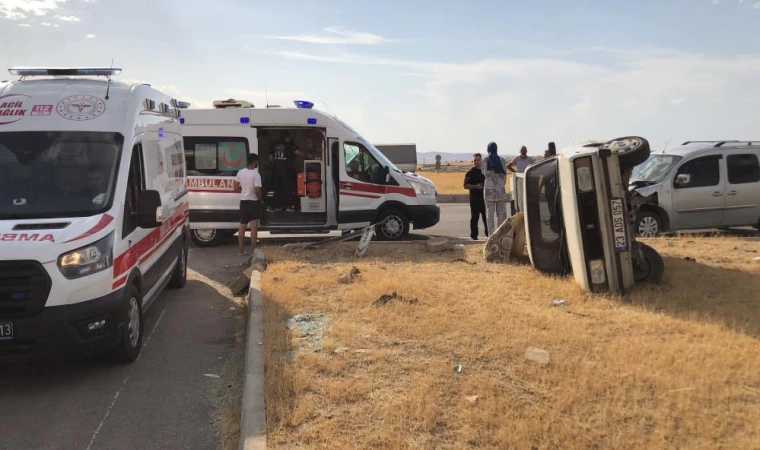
[483,142,509,232]
[464,153,488,240]
[507,146,534,174]
[234,154,263,256]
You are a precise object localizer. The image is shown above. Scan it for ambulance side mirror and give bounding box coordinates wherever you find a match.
[384,165,390,184]
[137,190,163,229]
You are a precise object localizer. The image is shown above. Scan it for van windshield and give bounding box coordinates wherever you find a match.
[356,136,402,173]
[630,154,682,185]
[0,131,123,220]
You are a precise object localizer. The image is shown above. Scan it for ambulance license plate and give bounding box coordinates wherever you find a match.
[0,322,13,341]
[610,198,628,253]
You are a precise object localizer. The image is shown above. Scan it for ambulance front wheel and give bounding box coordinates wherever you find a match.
[375,208,410,241]
[191,229,225,247]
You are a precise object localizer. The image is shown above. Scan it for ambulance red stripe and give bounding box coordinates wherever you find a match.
[64,214,114,243]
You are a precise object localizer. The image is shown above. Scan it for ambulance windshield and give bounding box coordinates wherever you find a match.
[0,131,123,219]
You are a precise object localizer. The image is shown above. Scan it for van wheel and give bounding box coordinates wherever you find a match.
[169,243,188,289]
[375,209,410,241]
[633,243,664,285]
[603,136,650,168]
[111,284,144,363]
[191,229,224,247]
[635,211,662,237]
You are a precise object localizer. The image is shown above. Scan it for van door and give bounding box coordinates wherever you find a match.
[339,141,386,224]
[722,151,760,227]
[183,126,257,232]
[671,154,724,229]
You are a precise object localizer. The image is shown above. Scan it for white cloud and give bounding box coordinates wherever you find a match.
[261,27,387,45]
[670,98,686,105]
[85,33,95,38]
[0,0,66,19]
[754,1,760,7]
[41,21,51,25]
[18,23,31,27]
[713,0,720,4]
[225,89,307,107]
[55,14,79,21]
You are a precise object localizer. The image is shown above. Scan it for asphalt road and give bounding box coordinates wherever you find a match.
[0,246,248,450]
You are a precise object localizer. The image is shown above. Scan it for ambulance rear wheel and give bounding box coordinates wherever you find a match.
[191,229,224,247]
[375,208,410,241]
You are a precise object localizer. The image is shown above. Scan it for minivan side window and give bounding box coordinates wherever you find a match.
[184,137,249,176]
[344,142,383,184]
[123,144,145,238]
[674,156,720,189]
[727,154,760,185]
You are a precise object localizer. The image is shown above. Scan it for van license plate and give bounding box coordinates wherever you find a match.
[610,198,628,253]
[0,322,13,341]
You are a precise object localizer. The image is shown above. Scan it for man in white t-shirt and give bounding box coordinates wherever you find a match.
[233,154,263,256]
[507,146,534,174]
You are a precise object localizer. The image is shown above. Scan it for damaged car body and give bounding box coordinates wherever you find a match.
[513,137,665,294]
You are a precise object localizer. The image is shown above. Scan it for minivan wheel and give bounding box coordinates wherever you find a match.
[375,209,410,241]
[603,136,650,168]
[190,229,224,247]
[111,284,144,363]
[633,243,665,285]
[636,211,661,237]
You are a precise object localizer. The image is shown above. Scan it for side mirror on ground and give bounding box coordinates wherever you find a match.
[676,173,692,187]
[137,190,163,229]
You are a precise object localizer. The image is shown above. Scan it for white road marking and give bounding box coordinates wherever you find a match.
[85,306,168,450]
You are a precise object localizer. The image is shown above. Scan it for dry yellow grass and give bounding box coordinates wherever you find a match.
[261,237,760,449]
[421,171,513,195]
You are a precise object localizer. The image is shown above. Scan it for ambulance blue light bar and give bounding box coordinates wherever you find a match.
[307,118,317,125]
[240,117,250,124]
[8,67,122,77]
[179,118,185,124]
[294,100,314,109]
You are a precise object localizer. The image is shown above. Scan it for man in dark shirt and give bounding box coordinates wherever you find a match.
[464,153,488,240]
[268,131,302,211]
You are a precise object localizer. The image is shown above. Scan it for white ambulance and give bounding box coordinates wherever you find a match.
[179,100,439,245]
[0,68,189,362]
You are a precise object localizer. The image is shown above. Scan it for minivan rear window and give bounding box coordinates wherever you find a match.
[184,137,249,176]
[727,154,760,185]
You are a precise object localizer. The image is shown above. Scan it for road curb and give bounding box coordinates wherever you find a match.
[240,252,267,450]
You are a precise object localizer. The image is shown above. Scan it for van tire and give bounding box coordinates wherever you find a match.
[191,229,224,247]
[633,243,664,285]
[635,211,662,237]
[603,136,650,168]
[375,208,410,241]
[169,243,188,289]
[111,284,144,364]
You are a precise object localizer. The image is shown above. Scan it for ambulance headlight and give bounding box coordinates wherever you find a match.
[58,232,114,279]
[409,181,434,196]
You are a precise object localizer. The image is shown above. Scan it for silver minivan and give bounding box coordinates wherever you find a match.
[630,141,760,236]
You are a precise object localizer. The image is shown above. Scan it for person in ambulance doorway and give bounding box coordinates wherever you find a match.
[234,154,263,256]
[268,131,303,212]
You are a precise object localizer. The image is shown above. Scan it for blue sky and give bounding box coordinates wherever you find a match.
[2,0,759,154]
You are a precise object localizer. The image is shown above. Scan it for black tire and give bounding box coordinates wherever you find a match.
[168,241,188,289]
[633,243,664,285]
[603,136,650,168]
[111,284,144,363]
[375,208,410,241]
[190,229,225,247]
[635,211,662,238]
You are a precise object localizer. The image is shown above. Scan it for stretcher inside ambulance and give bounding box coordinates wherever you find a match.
[180,100,439,245]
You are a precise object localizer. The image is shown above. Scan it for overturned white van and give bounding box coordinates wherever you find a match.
[0,68,188,362]
[179,100,440,245]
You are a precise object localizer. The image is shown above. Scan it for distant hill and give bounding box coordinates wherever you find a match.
[418,152,518,164]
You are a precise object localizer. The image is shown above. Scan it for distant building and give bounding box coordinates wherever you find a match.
[373,143,417,172]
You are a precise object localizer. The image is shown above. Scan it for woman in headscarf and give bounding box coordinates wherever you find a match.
[482,142,508,232]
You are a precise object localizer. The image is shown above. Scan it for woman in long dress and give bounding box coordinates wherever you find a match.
[482,142,508,232]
